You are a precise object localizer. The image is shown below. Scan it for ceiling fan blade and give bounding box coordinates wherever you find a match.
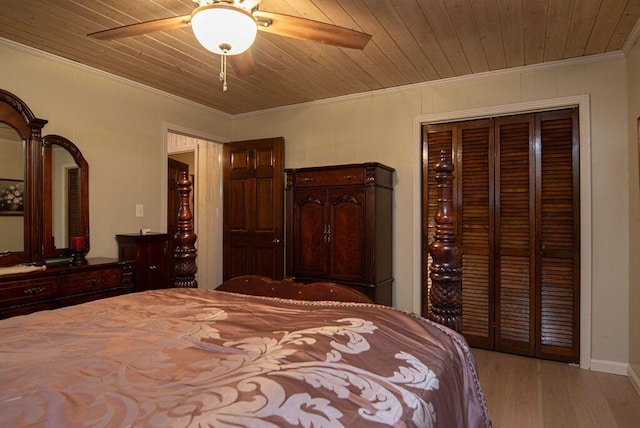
[253,11,371,49]
[228,50,255,76]
[88,15,191,40]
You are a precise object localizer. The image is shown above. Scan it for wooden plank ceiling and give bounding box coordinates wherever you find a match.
[0,0,639,115]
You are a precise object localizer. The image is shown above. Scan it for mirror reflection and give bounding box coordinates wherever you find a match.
[51,144,80,249]
[0,122,25,253]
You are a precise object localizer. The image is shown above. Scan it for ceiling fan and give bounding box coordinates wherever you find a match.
[88,0,372,91]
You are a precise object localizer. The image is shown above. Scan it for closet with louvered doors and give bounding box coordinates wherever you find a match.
[422,107,580,363]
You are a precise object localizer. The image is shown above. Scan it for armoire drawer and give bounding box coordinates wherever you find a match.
[294,167,365,187]
[60,267,122,296]
[0,276,58,307]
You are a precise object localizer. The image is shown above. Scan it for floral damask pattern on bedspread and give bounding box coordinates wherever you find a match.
[0,289,491,427]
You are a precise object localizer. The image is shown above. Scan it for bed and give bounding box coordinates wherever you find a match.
[0,172,491,427]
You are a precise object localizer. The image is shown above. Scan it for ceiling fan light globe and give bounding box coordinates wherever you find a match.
[191,5,257,55]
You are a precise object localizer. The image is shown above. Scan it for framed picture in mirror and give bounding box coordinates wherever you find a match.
[0,179,24,215]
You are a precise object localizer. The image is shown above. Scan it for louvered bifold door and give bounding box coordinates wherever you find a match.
[494,114,536,356]
[422,110,579,363]
[422,124,454,316]
[457,120,494,348]
[535,109,580,363]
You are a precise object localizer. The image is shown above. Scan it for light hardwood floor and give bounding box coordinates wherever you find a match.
[472,349,640,428]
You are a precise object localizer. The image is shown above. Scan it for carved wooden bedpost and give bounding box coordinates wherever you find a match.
[174,171,197,288]
[428,151,462,332]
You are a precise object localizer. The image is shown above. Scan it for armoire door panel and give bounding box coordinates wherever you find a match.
[329,188,365,281]
[292,191,327,277]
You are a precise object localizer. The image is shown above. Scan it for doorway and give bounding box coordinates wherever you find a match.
[166,130,224,290]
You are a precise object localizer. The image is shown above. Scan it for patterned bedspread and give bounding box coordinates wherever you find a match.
[0,289,491,427]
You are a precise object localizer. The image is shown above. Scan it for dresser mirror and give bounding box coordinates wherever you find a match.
[0,89,89,266]
[43,135,89,258]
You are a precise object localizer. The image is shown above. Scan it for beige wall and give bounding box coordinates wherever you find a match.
[0,41,232,258]
[627,37,640,384]
[232,54,631,366]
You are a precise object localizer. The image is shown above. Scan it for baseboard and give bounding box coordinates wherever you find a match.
[590,359,629,376]
[629,365,640,397]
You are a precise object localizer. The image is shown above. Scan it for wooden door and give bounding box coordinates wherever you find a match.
[167,158,188,238]
[222,137,284,280]
[423,108,580,363]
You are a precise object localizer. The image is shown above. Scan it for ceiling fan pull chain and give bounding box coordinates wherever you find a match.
[220,45,230,92]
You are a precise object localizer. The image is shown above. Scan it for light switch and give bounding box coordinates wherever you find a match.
[136,204,144,217]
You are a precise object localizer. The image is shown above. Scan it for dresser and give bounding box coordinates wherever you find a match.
[116,233,174,291]
[0,258,135,319]
[285,163,394,305]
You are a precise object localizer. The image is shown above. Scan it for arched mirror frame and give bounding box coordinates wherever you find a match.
[42,135,89,258]
[0,89,89,266]
[0,89,47,266]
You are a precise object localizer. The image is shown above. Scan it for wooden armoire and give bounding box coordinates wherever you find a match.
[285,163,394,305]
[423,108,580,363]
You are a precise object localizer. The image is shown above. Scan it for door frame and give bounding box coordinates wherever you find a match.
[414,94,592,369]
[162,123,229,289]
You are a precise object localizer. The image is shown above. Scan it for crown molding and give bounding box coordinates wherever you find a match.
[235,51,625,118]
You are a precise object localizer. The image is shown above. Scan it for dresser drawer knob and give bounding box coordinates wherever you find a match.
[24,286,46,295]
[86,278,101,285]
[303,177,314,182]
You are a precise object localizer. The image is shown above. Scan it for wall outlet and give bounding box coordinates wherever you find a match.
[135,204,144,218]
